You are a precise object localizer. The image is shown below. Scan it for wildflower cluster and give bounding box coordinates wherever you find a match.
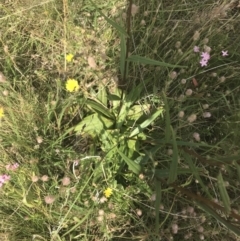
[194,46,228,67]
[0,174,10,187]
[0,163,19,187]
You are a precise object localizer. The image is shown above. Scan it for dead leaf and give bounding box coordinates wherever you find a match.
[88,56,97,69]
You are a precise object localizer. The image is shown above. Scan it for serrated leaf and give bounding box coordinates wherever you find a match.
[129,108,163,137]
[74,113,114,137]
[217,172,231,214]
[117,149,141,174]
[127,55,187,68]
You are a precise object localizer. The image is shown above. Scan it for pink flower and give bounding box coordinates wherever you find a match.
[193,46,200,52]
[6,163,19,171]
[222,50,228,56]
[200,52,210,61]
[0,174,11,186]
[200,59,208,67]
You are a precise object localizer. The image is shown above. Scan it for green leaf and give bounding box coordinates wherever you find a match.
[217,172,231,214]
[127,55,187,68]
[127,104,150,121]
[108,94,122,101]
[117,149,141,174]
[97,84,108,107]
[86,99,115,120]
[116,83,145,129]
[167,126,178,184]
[74,113,114,137]
[129,108,163,137]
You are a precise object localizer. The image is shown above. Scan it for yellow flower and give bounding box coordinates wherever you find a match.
[104,188,113,198]
[0,107,4,118]
[66,53,74,62]
[66,79,80,92]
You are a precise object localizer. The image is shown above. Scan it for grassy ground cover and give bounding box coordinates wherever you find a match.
[0,0,240,240]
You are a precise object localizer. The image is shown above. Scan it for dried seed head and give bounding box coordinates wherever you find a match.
[62,176,71,186]
[187,114,197,123]
[178,111,185,118]
[193,31,200,41]
[44,195,55,204]
[185,89,193,96]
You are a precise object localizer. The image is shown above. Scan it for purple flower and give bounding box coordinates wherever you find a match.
[222,50,228,56]
[200,59,208,67]
[193,46,200,52]
[0,174,11,186]
[201,52,210,61]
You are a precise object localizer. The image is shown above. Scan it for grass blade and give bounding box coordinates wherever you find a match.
[127,55,187,68]
[234,161,240,183]
[198,202,240,236]
[117,149,141,174]
[162,92,171,142]
[183,152,212,199]
[120,32,127,78]
[129,107,163,137]
[167,126,178,184]
[217,172,231,214]
[154,179,161,232]
[89,0,128,36]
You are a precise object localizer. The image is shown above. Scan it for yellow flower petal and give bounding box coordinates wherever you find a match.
[104,188,113,198]
[0,107,4,118]
[66,53,74,62]
[66,79,80,92]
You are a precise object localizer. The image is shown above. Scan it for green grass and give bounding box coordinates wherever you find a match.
[0,0,240,240]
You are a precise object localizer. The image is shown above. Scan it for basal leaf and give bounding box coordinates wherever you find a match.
[117,149,141,174]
